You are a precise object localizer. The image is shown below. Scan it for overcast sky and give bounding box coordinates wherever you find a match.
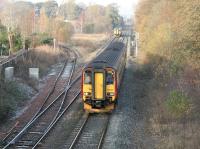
[13,0,139,17]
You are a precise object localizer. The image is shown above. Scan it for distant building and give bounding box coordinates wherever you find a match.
[64,12,85,33]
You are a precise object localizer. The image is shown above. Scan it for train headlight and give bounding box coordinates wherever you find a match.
[84,92,91,96]
[107,92,114,96]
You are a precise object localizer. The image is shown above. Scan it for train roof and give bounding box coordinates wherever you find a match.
[85,41,126,70]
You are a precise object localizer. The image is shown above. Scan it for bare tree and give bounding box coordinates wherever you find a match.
[1,3,16,55]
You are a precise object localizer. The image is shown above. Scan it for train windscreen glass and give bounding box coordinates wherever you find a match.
[106,72,114,85]
[84,71,92,84]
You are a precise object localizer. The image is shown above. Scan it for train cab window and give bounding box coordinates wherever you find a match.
[84,71,92,84]
[106,72,114,85]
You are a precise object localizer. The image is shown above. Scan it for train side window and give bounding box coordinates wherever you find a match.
[106,72,114,85]
[84,71,92,84]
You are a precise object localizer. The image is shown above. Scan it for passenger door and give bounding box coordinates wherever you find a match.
[94,72,104,99]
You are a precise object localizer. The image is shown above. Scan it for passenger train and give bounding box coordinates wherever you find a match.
[113,28,122,37]
[81,40,127,112]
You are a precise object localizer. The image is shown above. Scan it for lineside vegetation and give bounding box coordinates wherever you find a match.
[135,0,200,148]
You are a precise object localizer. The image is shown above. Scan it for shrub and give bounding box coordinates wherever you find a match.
[83,24,94,33]
[41,37,53,45]
[31,33,53,47]
[25,38,31,49]
[0,22,9,55]
[13,33,23,52]
[0,81,27,120]
[165,90,190,117]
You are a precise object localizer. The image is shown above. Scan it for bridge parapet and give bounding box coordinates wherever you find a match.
[0,49,28,76]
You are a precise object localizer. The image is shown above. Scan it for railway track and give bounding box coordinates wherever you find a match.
[2,36,117,149]
[64,36,126,149]
[2,46,81,149]
[65,113,110,149]
[1,57,67,143]
[1,46,72,141]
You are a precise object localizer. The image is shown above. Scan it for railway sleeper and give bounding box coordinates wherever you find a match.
[35,124,47,129]
[28,131,43,135]
[17,140,33,145]
[16,145,30,148]
[37,122,47,125]
[15,143,34,147]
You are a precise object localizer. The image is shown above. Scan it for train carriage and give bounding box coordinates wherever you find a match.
[82,41,127,112]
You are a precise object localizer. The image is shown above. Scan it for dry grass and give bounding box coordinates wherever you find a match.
[27,45,67,68]
[136,52,200,149]
[33,45,62,58]
[71,33,107,42]
[71,34,108,51]
[71,33,108,60]
[14,45,68,85]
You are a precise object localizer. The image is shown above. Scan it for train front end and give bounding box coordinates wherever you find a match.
[82,67,117,113]
[113,28,122,37]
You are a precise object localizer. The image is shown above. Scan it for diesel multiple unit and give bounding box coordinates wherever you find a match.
[113,28,122,37]
[82,41,127,112]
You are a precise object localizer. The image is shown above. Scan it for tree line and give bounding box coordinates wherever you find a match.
[136,0,200,73]
[0,0,122,55]
[135,0,200,91]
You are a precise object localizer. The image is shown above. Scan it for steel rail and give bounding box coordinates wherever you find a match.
[32,58,77,148]
[32,91,81,149]
[3,36,115,148]
[68,113,89,149]
[29,59,68,121]
[68,114,110,149]
[2,44,72,143]
[3,49,79,149]
[97,116,110,149]
[2,58,68,144]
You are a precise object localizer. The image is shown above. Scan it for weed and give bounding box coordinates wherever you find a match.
[165,90,190,118]
[0,81,27,121]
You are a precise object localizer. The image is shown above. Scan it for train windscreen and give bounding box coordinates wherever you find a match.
[84,70,92,84]
[106,72,114,85]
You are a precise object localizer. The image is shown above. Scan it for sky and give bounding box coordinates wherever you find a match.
[13,0,139,17]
